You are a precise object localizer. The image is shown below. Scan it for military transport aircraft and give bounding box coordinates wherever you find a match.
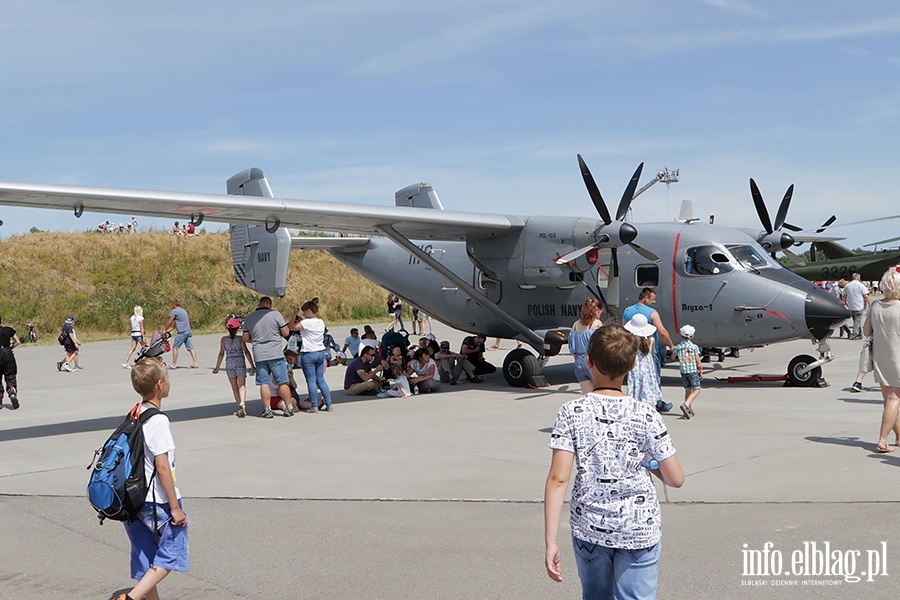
[784,240,900,283]
[0,156,849,387]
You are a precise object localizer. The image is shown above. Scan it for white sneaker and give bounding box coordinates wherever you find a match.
[62,364,74,372]
[122,363,132,369]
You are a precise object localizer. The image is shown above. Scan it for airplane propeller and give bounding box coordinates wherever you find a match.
[555,156,660,274]
[750,178,800,261]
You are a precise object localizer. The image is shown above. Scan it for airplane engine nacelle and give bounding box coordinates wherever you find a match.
[226,168,291,297]
[467,216,598,285]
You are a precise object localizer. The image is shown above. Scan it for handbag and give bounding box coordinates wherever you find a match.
[858,337,874,373]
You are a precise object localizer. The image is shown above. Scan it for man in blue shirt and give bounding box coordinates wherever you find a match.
[622,288,674,378]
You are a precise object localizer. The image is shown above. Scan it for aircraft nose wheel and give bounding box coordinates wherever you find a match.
[787,354,822,387]
[503,348,539,387]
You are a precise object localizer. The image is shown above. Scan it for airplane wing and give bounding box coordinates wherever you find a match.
[0,181,525,241]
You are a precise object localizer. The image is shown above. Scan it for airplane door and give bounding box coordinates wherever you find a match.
[474,268,503,304]
[675,244,742,343]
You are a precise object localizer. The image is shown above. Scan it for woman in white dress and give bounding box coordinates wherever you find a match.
[865,270,900,453]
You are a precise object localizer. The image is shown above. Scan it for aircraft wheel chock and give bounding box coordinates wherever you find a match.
[503,348,538,387]
[787,354,821,387]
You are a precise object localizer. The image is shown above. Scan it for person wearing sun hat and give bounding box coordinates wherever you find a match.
[624,313,672,412]
[672,324,703,419]
[212,317,255,418]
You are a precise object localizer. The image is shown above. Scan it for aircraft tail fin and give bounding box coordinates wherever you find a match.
[395,183,444,210]
[226,168,291,297]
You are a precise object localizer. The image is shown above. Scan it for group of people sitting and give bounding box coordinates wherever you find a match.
[171,221,200,236]
[342,331,497,398]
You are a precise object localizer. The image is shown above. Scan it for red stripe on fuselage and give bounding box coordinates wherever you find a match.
[672,233,681,332]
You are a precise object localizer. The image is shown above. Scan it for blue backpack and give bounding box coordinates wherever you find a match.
[87,402,161,525]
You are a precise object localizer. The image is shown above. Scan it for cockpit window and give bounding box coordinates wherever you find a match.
[726,244,770,269]
[684,245,734,275]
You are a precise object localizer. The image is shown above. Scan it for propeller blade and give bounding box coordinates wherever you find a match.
[555,244,597,265]
[782,222,802,232]
[772,184,793,231]
[615,163,644,221]
[629,242,660,263]
[816,215,836,233]
[611,247,619,278]
[749,178,773,234]
[577,154,612,225]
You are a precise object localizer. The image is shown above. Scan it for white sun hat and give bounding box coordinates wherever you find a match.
[624,313,656,338]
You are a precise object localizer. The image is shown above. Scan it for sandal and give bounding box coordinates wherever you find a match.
[875,443,895,453]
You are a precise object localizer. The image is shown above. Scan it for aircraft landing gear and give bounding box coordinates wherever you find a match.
[503,348,540,387]
[786,338,834,387]
[787,354,821,387]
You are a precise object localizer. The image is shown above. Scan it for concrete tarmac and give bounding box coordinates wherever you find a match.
[1,323,897,599]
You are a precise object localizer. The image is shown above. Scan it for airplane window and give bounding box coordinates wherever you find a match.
[726,244,769,269]
[685,246,734,275]
[635,265,659,287]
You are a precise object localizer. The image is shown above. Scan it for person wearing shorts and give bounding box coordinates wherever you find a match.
[672,324,703,420]
[114,358,189,600]
[212,318,255,418]
[163,300,198,369]
[242,297,295,418]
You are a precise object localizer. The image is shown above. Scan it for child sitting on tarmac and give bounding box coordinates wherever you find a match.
[672,324,703,419]
[115,357,189,600]
[544,325,684,599]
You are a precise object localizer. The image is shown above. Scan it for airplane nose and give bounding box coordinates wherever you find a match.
[805,288,849,340]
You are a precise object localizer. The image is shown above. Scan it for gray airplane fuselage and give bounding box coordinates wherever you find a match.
[329,220,848,348]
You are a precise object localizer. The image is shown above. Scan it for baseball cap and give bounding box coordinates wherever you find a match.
[440,340,451,348]
[226,318,242,329]
[65,315,75,324]
[679,324,696,338]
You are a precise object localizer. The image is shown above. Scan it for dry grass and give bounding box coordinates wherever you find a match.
[0,231,390,340]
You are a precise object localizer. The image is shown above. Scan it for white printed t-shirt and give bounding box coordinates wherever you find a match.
[549,393,676,549]
[139,404,180,505]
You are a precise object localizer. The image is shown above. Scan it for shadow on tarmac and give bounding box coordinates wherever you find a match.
[0,403,235,443]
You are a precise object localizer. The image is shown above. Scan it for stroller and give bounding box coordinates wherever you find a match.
[134,330,171,364]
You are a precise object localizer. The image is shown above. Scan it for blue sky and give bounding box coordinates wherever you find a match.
[1,1,899,249]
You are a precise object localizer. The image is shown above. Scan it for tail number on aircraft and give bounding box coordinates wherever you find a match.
[820,266,858,279]
[682,303,713,312]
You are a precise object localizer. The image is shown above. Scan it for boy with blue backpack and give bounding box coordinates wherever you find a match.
[115,357,189,600]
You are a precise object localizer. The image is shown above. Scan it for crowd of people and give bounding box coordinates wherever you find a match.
[97,216,139,234]
[8,268,900,600]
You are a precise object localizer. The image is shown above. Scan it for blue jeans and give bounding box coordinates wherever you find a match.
[394,309,405,332]
[572,535,660,600]
[300,351,332,409]
[173,330,194,351]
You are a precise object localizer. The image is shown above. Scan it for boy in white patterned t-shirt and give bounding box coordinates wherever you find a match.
[544,325,684,599]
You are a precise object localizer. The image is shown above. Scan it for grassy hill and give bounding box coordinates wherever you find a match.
[0,231,389,341]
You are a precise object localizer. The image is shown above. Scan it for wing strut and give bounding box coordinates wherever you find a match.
[376,225,545,349]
